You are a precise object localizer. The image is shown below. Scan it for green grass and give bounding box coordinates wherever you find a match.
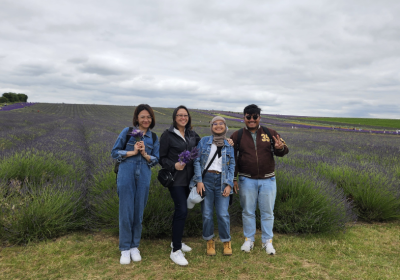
[1,223,399,279]
[298,117,400,129]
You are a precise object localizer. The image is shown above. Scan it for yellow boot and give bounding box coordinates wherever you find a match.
[207,239,216,256]
[223,241,232,256]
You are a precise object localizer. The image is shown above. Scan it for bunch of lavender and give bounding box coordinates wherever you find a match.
[130,129,144,141]
[178,147,199,164]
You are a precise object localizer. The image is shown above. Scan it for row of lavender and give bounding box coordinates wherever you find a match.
[0,102,36,112]
[1,103,399,245]
[195,109,400,135]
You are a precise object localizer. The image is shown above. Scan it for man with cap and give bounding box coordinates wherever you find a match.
[230,104,289,255]
[189,116,235,256]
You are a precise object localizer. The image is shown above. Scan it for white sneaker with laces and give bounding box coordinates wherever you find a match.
[241,237,254,253]
[170,249,189,266]
[120,250,131,264]
[130,247,142,262]
[170,242,192,252]
[262,239,276,255]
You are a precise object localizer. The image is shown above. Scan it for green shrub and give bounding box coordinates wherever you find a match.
[317,164,400,221]
[1,181,85,244]
[273,168,353,233]
[0,150,82,184]
[90,170,119,231]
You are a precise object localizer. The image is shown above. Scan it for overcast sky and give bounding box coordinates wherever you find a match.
[1,0,400,118]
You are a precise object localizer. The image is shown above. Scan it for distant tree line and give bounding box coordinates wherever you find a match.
[0,92,28,103]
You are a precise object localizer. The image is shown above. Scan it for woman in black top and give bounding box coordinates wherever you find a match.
[159,105,201,266]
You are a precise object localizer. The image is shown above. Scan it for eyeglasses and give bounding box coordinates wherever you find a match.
[139,116,152,120]
[212,122,225,126]
[176,114,189,118]
[245,115,259,120]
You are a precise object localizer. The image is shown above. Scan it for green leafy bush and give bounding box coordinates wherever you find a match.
[0,150,82,184]
[317,164,400,221]
[90,169,119,231]
[1,181,85,244]
[273,167,354,233]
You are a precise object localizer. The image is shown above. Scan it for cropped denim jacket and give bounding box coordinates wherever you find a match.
[111,127,159,168]
[189,136,235,194]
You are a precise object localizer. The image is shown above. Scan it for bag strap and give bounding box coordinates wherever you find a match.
[123,127,134,150]
[202,150,219,178]
[235,128,244,151]
[151,131,157,145]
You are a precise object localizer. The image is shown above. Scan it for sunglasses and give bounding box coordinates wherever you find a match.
[245,115,259,120]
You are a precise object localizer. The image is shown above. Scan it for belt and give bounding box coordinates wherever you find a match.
[207,170,221,174]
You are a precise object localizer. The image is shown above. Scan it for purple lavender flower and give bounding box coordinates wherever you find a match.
[130,129,144,141]
[178,147,199,164]
[178,150,192,164]
[189,147,199,160]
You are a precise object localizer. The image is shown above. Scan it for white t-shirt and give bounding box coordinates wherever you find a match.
[205,144,222,172]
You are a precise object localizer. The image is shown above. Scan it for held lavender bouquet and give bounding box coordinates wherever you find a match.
[178,147,199,164]
[130,129,144,141]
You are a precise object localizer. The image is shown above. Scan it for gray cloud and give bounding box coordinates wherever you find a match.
[15,63,54,76]
[1,0,400,118]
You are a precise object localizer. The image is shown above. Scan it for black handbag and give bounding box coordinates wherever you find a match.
[157,168,176,188]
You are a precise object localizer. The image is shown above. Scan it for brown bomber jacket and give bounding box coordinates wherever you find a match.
[230,126,289,180]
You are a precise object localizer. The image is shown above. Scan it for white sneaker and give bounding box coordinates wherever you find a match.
[130,247,142,262]
[241,238,254,253]
[170,249,189,266]
[262,239,276,255]
[120,250,131,265]
[171,242,192,252]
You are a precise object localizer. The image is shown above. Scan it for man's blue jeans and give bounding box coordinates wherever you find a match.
[117,159,151,251]
[201,172,231,242]
[239,176,277,243]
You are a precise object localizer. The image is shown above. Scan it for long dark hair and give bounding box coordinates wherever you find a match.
[172,105,192,130]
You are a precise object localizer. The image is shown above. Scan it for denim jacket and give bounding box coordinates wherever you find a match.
[189,136,235,194]
[111,127,159,168]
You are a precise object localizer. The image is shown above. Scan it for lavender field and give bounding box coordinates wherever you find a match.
[1,103,399,245]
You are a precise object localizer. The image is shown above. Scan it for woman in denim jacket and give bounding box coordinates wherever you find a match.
[111,104,160,265]
[189,116,235,256]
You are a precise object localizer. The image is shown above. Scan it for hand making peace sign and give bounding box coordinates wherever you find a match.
[272,135,284,150]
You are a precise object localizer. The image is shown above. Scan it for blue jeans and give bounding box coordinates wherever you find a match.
[201,172,231,242]
[239,176,277,243]
[117,158,151,251]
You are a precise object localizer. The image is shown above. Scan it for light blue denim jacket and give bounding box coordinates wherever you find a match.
[111,127,159,168]
[189,136,235,194]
